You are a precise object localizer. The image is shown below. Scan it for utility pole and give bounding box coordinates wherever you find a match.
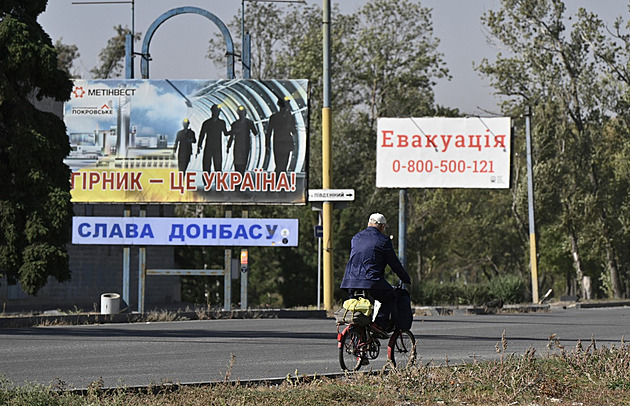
[525,107,539,303]
[322,0,334,311]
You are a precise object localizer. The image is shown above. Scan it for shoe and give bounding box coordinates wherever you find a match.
[368,322,389,339]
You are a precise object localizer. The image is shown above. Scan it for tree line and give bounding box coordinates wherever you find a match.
[3,0,630,306]
[202,0,630,306]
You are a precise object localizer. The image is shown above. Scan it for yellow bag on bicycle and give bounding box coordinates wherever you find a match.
[342,297,373,317]
[334,308,371,326]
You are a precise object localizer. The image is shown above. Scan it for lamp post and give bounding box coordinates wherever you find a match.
[525,106,539,303]
[72,0,135,78]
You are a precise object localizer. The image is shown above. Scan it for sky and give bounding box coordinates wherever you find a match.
[39,0,630,116]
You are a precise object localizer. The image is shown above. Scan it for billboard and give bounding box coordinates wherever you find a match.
[72,217,298,247]
[376,117,511,188]
[64,79,309,204]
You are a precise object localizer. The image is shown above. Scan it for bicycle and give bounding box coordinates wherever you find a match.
[336,288,416,371]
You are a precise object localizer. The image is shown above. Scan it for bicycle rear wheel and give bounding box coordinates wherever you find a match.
[387,329,416,369]
[339,328,365,371]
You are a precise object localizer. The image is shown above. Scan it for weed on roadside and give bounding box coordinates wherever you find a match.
[2,335,630,405]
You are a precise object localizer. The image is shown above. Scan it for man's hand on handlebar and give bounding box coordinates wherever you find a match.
[396,280,411,290]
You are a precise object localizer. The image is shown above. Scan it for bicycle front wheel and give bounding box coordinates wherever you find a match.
[388,329,416,369]
[339,328,364,371]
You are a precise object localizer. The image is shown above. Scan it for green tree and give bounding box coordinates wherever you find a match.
[54,38,80,78]
[579,8,630,298]
[90,25,140,79]
[345,0,449,126]
[0,0,74,294]
[477,0,629,298]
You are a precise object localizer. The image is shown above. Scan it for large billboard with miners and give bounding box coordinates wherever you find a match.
[64,79,309,204]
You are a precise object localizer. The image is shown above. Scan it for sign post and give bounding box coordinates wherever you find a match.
[240,248,248,310]
[309,189,354,309]
[315,214,322,310]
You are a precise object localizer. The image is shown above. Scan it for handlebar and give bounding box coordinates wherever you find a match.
[396,280,411,291]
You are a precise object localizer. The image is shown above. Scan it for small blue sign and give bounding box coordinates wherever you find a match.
[314,225,323,239]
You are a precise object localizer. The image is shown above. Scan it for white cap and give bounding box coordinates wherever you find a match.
[369,213,387,225]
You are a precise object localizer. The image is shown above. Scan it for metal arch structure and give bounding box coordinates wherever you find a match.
[139,6,235,79]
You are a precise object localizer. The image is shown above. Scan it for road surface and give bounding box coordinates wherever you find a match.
[1,306,628,389]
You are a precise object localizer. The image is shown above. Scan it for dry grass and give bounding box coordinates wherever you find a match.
[2,336,630,405]
[12,307,273,328]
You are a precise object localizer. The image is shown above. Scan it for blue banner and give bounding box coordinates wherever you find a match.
[72,217,298,247]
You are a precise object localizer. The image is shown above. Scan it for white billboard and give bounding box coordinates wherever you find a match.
[376,117,511,188]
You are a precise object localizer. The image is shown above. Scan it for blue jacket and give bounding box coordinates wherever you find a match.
[340,226,411,290]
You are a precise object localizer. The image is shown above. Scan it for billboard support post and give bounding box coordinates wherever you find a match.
[224,249,232,311]
[398,189,407,268]
[125,33,133,79]
[138,205,146,313]
[122,205,131,309]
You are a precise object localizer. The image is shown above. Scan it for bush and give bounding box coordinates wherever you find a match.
[415,276,526,306]
[417,282,461,306]
[460,282,492,305]
[488,274,526,304]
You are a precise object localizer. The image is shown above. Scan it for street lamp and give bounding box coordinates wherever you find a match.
[72,1,134,36]
[72,0,136,78]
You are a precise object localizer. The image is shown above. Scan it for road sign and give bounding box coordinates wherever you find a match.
[308,189,355,202]
[240,249,248,270]
[314,225,323,238]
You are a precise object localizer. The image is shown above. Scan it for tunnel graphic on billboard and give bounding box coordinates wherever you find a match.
[64,79,309,204]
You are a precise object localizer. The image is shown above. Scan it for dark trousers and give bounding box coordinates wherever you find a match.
[370,288,397,330]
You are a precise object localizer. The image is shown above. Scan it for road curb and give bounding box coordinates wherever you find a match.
[2,300,626,329]
[414,304,550,316]
[576,300,630,309]
[0,309,328,329]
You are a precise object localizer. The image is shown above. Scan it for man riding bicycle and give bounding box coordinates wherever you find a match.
[341,213,411,339]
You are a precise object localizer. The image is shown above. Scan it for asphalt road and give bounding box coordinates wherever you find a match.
[1,306,629,389]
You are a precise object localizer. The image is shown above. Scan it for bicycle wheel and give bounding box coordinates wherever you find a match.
[387,329,416,369]
[339,328,365,371]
